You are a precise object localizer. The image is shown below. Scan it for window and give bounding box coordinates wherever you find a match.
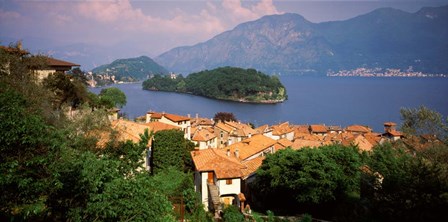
[226,179,232,185]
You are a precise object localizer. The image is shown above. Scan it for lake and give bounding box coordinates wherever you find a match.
[90,76,448,132]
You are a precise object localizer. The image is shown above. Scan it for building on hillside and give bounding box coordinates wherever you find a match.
[191,127,217,149]
[309,124,328,136]
[254,124,273,138]
[96,119,152,171]
[381,122,404,142]
[35,57,80,81]
[146,111,191,139]
[345,125,372,135]
[191,149,246,214]
[270,122,295,140]
[225,134,277,161]
[215,122,234,148]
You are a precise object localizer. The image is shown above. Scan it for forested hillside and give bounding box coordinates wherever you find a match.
[142,67,287,103]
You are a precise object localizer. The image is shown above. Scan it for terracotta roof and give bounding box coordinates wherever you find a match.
[327,125,343,131]
[231,123,257,137]
[383,122,397,126]
[0,45,29,55]
[143,121,180,133]
[191,149,245,179]
[164,113,190,122]
[342,135,374,151]
[310,125,328,133]
[147,112,163,119]
[272,122,294,136]
[191,117,214,127]
[215,122,233,133]
[46,57,79,67]
[226,134,277,160]
[294,125,310,134]
[345,125,372,134]
[242,156,265,179]
[255,124,271,134]
[97,119,151,148]
[192,128,216,142]
[383,130,403,137]
[147,112,190,122]
[291,139,330,150]
[277,138,293,147]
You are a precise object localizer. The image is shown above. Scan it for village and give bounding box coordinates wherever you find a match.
[103,108,412,216]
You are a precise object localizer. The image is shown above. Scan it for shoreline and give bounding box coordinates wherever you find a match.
[143,88,286,104]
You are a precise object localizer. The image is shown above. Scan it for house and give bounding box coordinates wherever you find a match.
[309,124,328,136]
[191,127,217,149]
[254,124,273,138]
[381,122,404,141]
[345,125,372,135]
[35,57,80,81]
[270,122,295,140]
[225,134,277,161]
[146,111,191,139]
[215,122,234,148]
[191,149,246,214]
[327,125,343,134]
[97,119,152,171]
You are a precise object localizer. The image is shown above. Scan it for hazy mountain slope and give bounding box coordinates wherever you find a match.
[155,5,448,75]
[92,56,168,81]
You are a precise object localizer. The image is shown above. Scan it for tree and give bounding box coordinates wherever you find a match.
[363,143,448,221]
[213,112,237,123]
[254,145,362,213]
[151,130,195,174]
[43,71,88,109]
[400,106,448,142]
[222,205,244,222]
[98,87,127,108]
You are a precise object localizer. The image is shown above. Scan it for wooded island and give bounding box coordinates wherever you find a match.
[142,67,287,103]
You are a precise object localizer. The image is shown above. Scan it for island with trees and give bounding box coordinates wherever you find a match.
[142,67,287,103]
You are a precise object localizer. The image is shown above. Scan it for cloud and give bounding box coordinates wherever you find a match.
[0,9,21,22]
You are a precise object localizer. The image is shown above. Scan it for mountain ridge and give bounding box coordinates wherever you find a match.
[155,5,448,75]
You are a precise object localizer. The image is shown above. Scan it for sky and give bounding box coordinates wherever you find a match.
[1,0,448,62]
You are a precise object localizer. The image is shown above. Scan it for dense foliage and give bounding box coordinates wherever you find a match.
[98,87,127,108]
[142,66,287,103]
[151,129,195,174]
[213,112,238,123]
[0,44,207,221]
[92,56,168,81]
[254,145,362,214]
[400,106,448,143]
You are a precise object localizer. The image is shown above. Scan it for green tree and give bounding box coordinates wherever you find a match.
[98,87,127,108]
[363,143,448,221]
[400,106,448,142]
[254,145,362,212]
[0,88,64,219]
[43,71,88,109]
[222,205,244,222]
[151,130,194,174]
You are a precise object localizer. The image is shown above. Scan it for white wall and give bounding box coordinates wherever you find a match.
[217,178,241,196]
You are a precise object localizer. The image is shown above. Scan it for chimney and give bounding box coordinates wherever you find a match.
[187,114,191,118]
[196,113,199,120]
[235,148,239,158]
[227,149,230,157]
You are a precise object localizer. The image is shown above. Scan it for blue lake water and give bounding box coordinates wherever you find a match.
[90,76,448,132]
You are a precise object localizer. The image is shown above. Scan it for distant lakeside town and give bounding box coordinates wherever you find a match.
[327,67,448,78]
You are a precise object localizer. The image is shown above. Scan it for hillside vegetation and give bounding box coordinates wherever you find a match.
[142,67,287,103]
[92,56,168,82]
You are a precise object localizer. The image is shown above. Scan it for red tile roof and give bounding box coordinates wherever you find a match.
[226,134,277,160]
[46,57,79,67]
[310,125,328,133]
[271,122,294,136]
[242,156,265,179]
[345,125,372,134]
[191,149,245,179]
[143,121,180,133]
[192,128,216,142]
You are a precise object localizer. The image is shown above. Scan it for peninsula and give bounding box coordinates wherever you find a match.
[142,67,287,103]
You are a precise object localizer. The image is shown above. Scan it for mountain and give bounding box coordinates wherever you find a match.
[155,5,448,75]
[92,56,168,81]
